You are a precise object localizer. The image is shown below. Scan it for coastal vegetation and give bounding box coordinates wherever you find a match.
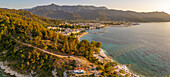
[0,8,136,77]
[0,8,103,76]
[0,35,76,77]
[1,2,170,77]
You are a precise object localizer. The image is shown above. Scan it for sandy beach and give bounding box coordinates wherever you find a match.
[77,32,88,40]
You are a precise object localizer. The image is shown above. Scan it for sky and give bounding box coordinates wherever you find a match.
[0,0,170,14]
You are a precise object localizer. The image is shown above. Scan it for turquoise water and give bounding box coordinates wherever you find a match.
[0,69,8,77]
[80,22,170,77]
[0,70,2,77]
[0,70,5,77]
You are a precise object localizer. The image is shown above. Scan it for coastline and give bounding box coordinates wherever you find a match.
[0,31,87,77]
[99,48,141,77]
[99,48,114,62]
[78,26,143,77]
[0,62,31,77]
[77,29,141,76]
[77,32,88,40]
[0,27,140,77]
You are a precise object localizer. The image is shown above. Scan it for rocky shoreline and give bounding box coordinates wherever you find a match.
[99,48,141,77]
[0,62,31,77]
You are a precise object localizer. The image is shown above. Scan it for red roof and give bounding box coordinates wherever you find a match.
[74,67,85,70]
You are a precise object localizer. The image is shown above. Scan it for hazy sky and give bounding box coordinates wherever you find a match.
[0,0,170,14]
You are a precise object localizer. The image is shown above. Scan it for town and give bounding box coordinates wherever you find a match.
[48,21,136,37]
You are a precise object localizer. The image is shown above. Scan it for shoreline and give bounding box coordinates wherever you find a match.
[77,32,88,40]
[99,48,141,77]
[0,27,139,77]
[79,26,142,77]
[99,48,114,62]
[0,62,31,77]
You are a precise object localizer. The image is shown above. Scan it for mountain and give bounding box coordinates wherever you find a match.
[25,3,170,22]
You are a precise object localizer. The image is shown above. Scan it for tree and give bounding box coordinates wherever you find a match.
[52,40,58,50]
[91,40,95,46]
[101,72,107,76]
[0,8,82,77]
[65,41,70,53]
[97,65,104,71]
[125,73,130,77]
[33,36,41,45]
[88,47,94,58]
[113,71,118,75]
[44,55,48,60]
[94,48,100,53]
[96,42,102,48]
[84,51,89,58]
[119,69,126,74]
[70,33,75,36]
[43,45,48,50]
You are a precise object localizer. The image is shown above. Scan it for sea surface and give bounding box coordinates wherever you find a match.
[80,22,170,77]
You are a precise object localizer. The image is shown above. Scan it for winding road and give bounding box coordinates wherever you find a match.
[13,38,69,58]
[12,37,91,64]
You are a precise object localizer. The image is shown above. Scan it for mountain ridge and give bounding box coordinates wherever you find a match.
[25,3,170,22]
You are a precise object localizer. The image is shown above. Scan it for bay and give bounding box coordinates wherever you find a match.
[80,22,170,76]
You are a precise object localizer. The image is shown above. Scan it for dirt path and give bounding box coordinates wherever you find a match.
[13,38,69,58]
[12,37,92,66]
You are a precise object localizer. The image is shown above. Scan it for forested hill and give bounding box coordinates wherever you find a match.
[2,8,61,25]
[0,8,102,76]
[25,3,170,22]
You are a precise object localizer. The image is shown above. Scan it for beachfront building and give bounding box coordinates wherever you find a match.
[48,26,83,36]
[48,27,64,30]
[72,29,80,34]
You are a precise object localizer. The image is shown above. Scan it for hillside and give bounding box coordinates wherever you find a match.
[0,8,102,76]
[0,8,71,76]
[25,3,170,22]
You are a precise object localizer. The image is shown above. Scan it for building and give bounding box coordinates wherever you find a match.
[74,68,85,74]
[72,29,80,34]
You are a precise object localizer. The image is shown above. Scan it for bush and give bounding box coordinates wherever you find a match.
[94,48,100,53]
[96,42,101,48]
[97,65,104,71]
[125,73,130,77]
[119,69,126,74]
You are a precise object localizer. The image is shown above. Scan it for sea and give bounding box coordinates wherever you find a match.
[80,22,170,77]
[0,22,170,77]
